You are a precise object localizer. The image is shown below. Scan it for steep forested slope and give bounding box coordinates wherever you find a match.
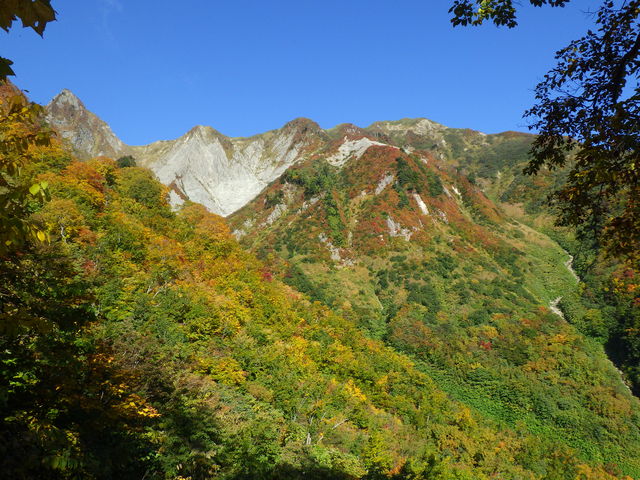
[368,119,640,397]
[229,126,640,477]
[2,86,640,479]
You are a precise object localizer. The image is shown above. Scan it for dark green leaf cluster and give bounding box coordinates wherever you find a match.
[0,1,57,78]
[449,0,570,28]
[524,0,640,261]
[116,155,136,168]
[281,161,339,199]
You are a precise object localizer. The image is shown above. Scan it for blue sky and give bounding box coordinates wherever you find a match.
[4,0,599,144]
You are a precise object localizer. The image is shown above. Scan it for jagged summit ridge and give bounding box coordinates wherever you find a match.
[126,115,325,216]
[44,89,331,216]
[44,89,505,217]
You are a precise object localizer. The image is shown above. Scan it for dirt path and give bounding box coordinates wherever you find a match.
[563,252,580,283]
[548,252,579,319]
[549,296,564,319]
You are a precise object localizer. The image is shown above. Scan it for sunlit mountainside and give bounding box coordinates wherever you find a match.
[2,83,639,479]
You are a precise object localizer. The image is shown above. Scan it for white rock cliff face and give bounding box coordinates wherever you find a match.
[326,137,391,168]
[131,125,308,216]
[46,91,323,216]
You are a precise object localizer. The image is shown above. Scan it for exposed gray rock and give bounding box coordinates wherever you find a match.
[375,173,394,195]
[326,137,392,168]
[45,90,475,219]
[46,90,124,159]
[386,216,412,241]
[46,90,324,217]
[412,193,429,215]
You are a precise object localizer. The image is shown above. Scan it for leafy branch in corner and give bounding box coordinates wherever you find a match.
[451,0,640,262]
[0,0,57,79]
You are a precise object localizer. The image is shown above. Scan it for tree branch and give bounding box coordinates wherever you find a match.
[611,30,640,103]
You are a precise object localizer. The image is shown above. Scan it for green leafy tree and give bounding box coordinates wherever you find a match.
[451,0,640,261]
[116,167,167,210]
[449,0,569,27]
[116,155,136,168]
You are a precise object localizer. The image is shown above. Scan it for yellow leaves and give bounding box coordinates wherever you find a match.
[477,325,499,339]
[327,341,355,367]
[542,331,578,355]
[282,335,314,370]
[575,463,628,480]
[494,440,507,453]
[57,162,109,208]
[84,353,161,420]
[375,374,389,390]
[523,357,558,374]
[611,267,640,299]
[34,198,86,241]
[139,406,161,418]
[88,156,117,179]
[182,203,231,240]
[121,394,161,418]
[215,300,249,335]
[28,224,48,246]
[195,356,247,385]
[147,235,184,270]
[453,405,476,430]
[344,379,367,403]
[0,89,54,254]
[186,295,251,341]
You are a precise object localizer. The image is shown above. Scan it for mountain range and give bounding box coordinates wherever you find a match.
[36,87,640,477]
[46,89,523,218]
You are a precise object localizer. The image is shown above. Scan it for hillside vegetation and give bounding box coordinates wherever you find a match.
[230,125,640,477]
[2,88,640,479]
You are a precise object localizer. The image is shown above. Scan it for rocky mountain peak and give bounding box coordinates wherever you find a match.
[184,124,227,142]
[282,117,322,134]
[280,117,327,147]
[329,123,370,139]
[368,118,446,134]
[46,89,124,160]
[44,90,506,219]
[48,88,85,110]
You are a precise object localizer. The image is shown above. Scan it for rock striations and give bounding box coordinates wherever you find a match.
[129,120,325,216]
